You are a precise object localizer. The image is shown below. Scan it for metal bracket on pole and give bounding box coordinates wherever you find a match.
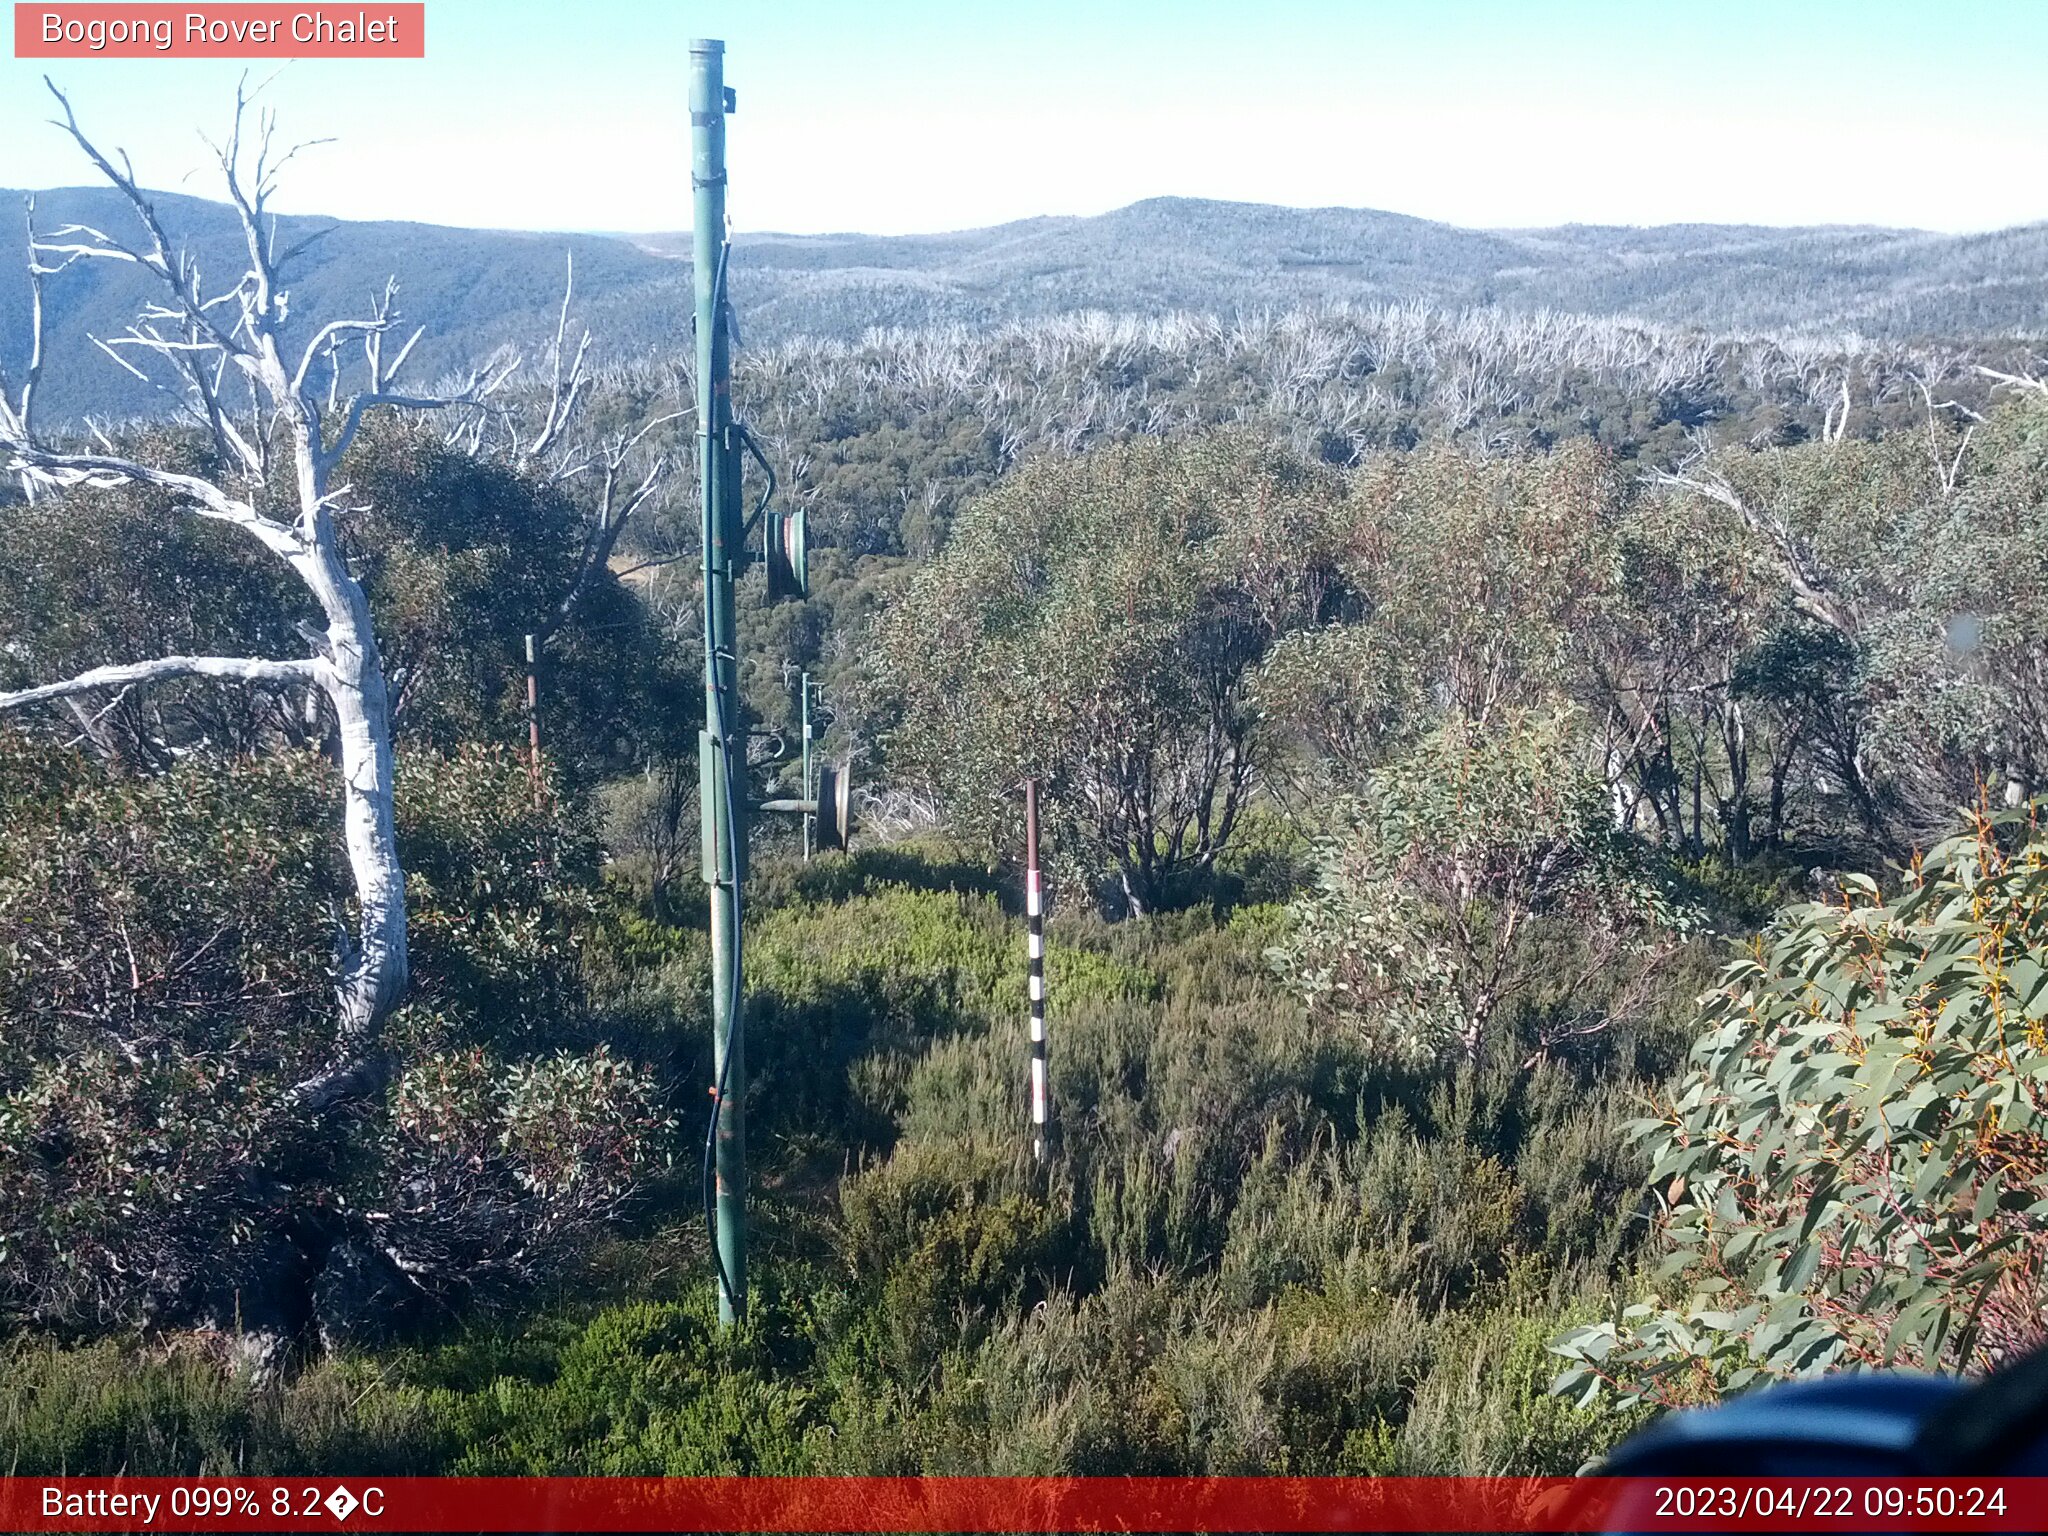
[757,759,852,851]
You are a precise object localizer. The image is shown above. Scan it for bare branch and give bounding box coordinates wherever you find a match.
[539,450,671,644]
[2,442,303,556]
[527,252,591,464]
[0,195,49,447]
[274,221,337,270]
[383,323,425,385]
[42,79,252,363]
[292,316,392,396]
[1914,375,1979,496]
[60,685,132,757]
[1977,364,2048,397]
[324,387,484,475]
[619,406,688,458]
[533,402,687,641]
[206,75,284,331]
[0,654,323,712]
[358,276,400,391]
[1650,467,1859,638]
[610,551,693,581]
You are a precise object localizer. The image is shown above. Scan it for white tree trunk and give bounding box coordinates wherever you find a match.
[0,84,475,1114]
[320,570,409,1067]
[282,389,411,1099]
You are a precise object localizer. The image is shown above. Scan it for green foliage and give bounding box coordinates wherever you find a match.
[840,1138,1068,1379]
[19,304,2046,1481]
[1272,709,1699,1064]
[1646,394,2048,849]
[0,739,671,1332]
[391,743,602,1051]
[0,736,340,1325]
[1344,443,1625,725]
[1391,1297,1650,1474]
[0,433,310,768]
[0,419,690,786]
[791,858,1670,1473]
[0,830,1668,1475]
[1553,806,2048,1410]
[0,1294,823,1476]
[1253,622,1424,789]
[419,1300,819,1474]
[870,431,1344,913]
[345,422,695,781]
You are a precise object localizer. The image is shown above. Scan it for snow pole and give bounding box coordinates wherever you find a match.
[1025,779,1049,1162]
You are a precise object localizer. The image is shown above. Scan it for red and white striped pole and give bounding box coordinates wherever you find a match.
[1025,778,1049,1163]
[524,633,542,812]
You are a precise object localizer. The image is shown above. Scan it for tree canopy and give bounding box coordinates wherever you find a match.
[869,431,1343,913]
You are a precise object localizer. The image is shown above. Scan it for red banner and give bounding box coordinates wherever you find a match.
[1,1476,2044,1532]
[13,5,424,58]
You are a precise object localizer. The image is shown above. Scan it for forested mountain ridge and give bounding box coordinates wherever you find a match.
[651,197,2048,343]
[0,186,695,421]
[5,186,2045,420]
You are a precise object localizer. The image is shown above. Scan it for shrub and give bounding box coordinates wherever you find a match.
[1271,708,1698,1065]
[1553,806,2048,1410]
[868,432,1345,915]
[425,1300,819,1474]
[839,1137,1069,1379]
[0,739,671,1345]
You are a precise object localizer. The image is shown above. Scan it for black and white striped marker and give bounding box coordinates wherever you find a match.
[1025,778,1048,1162]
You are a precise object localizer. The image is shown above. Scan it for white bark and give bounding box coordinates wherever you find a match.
[449,257,687,641]
[1649,466,1860,639]
[0,654,321,709]
[0,80,475,1111]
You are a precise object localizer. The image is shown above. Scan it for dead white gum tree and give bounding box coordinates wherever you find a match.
[480,254,688,645]
[0,80,508,1113]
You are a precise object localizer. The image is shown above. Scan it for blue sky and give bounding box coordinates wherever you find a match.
[3,0,2044,235]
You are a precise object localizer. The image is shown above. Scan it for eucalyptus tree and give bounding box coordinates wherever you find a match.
[1650,383,2048,847]
[870,432,1343,914]
[1271,708,1697,1068]
[1554,804,2048,1407]
[1588,486,1791,857]
[0,82,501,1114]
[1338,440,1625,729]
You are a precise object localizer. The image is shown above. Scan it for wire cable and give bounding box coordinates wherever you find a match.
[701,650,744,1318]
[701,230,746,1319]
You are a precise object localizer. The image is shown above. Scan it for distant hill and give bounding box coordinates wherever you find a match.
[0,187,694,423]
[4,189,2045,421]
[693,199,2048,344]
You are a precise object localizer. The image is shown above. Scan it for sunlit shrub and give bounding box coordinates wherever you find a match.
[1554,807,2048,1408]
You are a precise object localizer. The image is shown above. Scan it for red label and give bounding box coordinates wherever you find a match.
[0,1476,2044,1533]
[14,4,425,57]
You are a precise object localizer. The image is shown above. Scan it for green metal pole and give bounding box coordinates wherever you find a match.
[692,36,746,1326]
